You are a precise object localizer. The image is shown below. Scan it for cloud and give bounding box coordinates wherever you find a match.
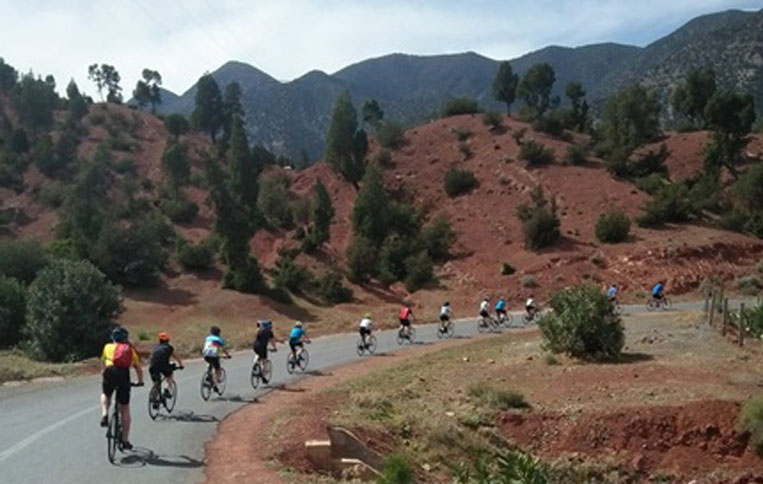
[0,0,758,96]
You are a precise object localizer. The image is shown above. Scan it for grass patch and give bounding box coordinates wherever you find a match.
[0,350,82,383]
[468,382,530,410]
[544,354,560,366]
[522,275,538,288]
[740,395,763,453]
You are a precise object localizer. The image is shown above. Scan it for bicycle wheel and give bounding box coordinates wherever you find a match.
[397,329,405,345]
[356,338,366,356]
[250,362,262,389]
[408,327,416,343]
[646,299,656,312]
[436,323,445,339]
[366,334,377,354]
[446,321,455,338]
[504,314,513,327]
[262,359,273,383]
[286,352,296,374]
[477,318,488,334]
[164,379,177,413]
[216,367,227,395]
[662,298,672,310]
[107,407,119,463]
[147,385,160,420]
[297,348,309,371]
[200,370,212,401]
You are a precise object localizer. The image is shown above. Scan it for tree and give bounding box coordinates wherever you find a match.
[672,68,716,129]
[351,163,389,247]
[0,275,26,348]
[0,57,18,94]
[517,63,555,118]
[132,68,162,113]
[60,152,111,257]
[87,63,122,103]
[222,82,244,150]
[192,74,224,143]
[161,141,190,188]
[0,240,48,285]
[257,173,293,229]
[307,178,334,250]
[164,114,190,137]
[227,115,259,217]
[704,90,756,178]
[492,61,519,114]
[91,220,169,287]
[565,81,589,132]
[66,79,89,121]
[362,99,384,129]
[597,84,661,161]
[12,73,59,135]
[325,91,368,187]
[25,259,123,362]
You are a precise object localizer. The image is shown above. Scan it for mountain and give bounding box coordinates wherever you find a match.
[156,8,763,161]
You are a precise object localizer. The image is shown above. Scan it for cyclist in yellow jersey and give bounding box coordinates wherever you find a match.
[100,326,143,450]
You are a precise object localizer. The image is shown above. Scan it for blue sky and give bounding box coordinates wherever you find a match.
[0,0,759,96]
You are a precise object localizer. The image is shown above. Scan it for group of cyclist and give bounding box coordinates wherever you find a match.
[99,279,668,451]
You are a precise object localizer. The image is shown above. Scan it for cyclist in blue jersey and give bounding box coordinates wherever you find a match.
[652,281,665,301]
[202,326,230,391]
[288,321,311,361]
[606,283,618,302]
[495,297,507,321]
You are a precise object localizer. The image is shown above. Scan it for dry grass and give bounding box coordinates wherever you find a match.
[0,350,85,383]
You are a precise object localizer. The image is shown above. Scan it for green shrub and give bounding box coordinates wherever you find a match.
[453,127,472,141]
[519,140,555,166]
[272,253,312,293]
[316,271,353,304]
[112,158,137,175]
[25,259,123,362]
[521,275,537,288]
[532,112,565,137]
[745,212,763,239]
[177,239,214,270]
[512,127,527,146]
[543,354,559,366]
[347,235,377,283]
[630,144,670,178]
[160,194,199,223]
[376,121,406,150]
[454,452,551,484]
[564,145,587,165]
[740,395,763,453]
[377,453,414,484]
[687,175,723,213]
[635,173,667,195]
[520,208,560,250]
[458,141,473,160]
[404,251,434,292]
[482,111,504,131]
[0,240,48,285]
[538,283,624,361]
[595,210,631,243]
[720,209,749,232]
[733,164,763,212]
[373,149,393,168]
[91,221,169,287]
[421,217,454,261]
[0,276,26,347]
[737,275,762,295]
[161,141,190,187]
[258,173,294,229]
[637,184,692,228]
[468,382,530,410]
[223,256,265,294]
[502,263,516,275]
[444,168,478,197]
[747,304,763,338]
[441,97,483,117]
[163,114,190,137]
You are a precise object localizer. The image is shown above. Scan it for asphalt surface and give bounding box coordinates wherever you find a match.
[0,298,744,484]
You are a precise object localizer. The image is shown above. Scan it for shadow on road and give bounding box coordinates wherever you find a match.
[116,448,205,468]
[215,394,259,403]
[306,370,331,377]
[158,410,219,423]
[270,384,307,393]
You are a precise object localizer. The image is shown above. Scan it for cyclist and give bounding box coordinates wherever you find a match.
[525,296,538,319]
[652,280,665,302]
[439,302,453,334]
[100,326,143,451]
[288,321,311,361]
[253,320,278,384]
[606,283,618,302]
[495,297,507,322]
[479,296,490,320]
[202,326,230,392]
[149,332,183,405]
[359,313,373,348]
[399,301,415,338]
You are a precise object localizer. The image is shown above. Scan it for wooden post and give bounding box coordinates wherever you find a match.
[718,287,725,314]
[722,298,728,336]
[739,303,745,347]
[709,293,716,326]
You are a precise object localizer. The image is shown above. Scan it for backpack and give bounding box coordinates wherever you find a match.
[113,343,133,368]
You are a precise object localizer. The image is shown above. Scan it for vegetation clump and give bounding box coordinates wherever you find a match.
[595,210,631,243]
[444,168,478,197]
[442,97,483,117]
[740,395,763,453]
[516,186,560,250]
[519,140,555,166]
[468,382,529,410]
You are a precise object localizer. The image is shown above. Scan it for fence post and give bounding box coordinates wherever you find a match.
[718,287,725,314]
[709,293,716,326]
[722,298,728,336]
[739,303,745,347]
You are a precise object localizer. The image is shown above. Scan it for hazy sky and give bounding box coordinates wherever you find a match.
[0,0,759,96]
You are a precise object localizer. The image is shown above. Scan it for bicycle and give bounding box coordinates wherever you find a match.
[477,315,498,333]
[496,312,514,328]
[200,356,229,401]
[356,333,378,356]
[437,319,455,339]
[106,381,143,463]
[610,299,623,314]
[523,307,542,324]
[251,352,274,389]
[148,365,182,420]
[646,296,672,311]
[286,344,310,374]
[397,325,416,345]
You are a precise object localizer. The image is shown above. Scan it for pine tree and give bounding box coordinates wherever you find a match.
[492,61,518,114]
[227,115,259,218]
[308,179,334,249]
[325,91,367,187]
[351,163,389,247]
[192,74,224,143]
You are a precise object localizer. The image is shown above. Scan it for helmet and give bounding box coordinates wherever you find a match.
[259,320,272,328]
[499,297,505,301]
[295,321,303,327]
[444,302,449,306]
[158,332,170,342]
[483,296,489,301]
[111,326,128,343]
[364,313,371,318]
[210,325,221,336]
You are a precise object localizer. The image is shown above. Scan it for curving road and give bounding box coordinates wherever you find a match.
[0,299,733,484]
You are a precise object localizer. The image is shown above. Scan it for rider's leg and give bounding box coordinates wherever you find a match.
[120,403,131,443]
[100,393,110,421]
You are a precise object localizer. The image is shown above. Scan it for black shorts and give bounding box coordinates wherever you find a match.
[359,327,371,336]
[204,355,221,370]
[439,314,450,322]
[149,364,174,383]
[479,310,489,318]
[289,340,303,351]
[653,293,663,300]
[253,344,267,359]
[399,318,411,327]
[496,308,507,316]
[102,366,131,405]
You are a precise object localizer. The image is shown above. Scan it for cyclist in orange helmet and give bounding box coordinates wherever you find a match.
[149,332,184,401]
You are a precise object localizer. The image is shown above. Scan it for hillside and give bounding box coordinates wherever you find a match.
[154,8,763,161]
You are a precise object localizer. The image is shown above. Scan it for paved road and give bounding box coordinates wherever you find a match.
[0,299,746,484]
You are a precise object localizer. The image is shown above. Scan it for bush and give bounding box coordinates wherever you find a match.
[737,275,762,295]
[720,209,749,232]
[521,275,537,288]
[162,141,190,187]
[595,210,631,243]
[112,158,137,175]
[512,128,527,146]
[482,111,504,131]
[347,235,377,283]
[458,141,473,160]
[538,283,624,361]
[502,263,516,275]
[421,217,454,261]
[564,145,587,165]
[163,114,190,137]
[455,452,551,484]
[258,173,293,229]
[453,127,472,141]
[444,168,477,197]
[521,208,560,250]
[637,184,692,228]
[404,251,434,292]
[519,140,555,166]
[0,240,48,285]
[316,272,353,304]
[272,253,312,293]
[376,121,406,150]
[373,149,393,168]
[0,276,26,348]
[635,173,666,195]
[177,239,214,270]
[740,395,763,453]
[91,221,169,287]
[441,97,483,117]
[159,194,199,223]
[25,259,123,362]
[532,112,565,137]
[747,304,763,338]
[468,382,530,410]
[223,256,265,294]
